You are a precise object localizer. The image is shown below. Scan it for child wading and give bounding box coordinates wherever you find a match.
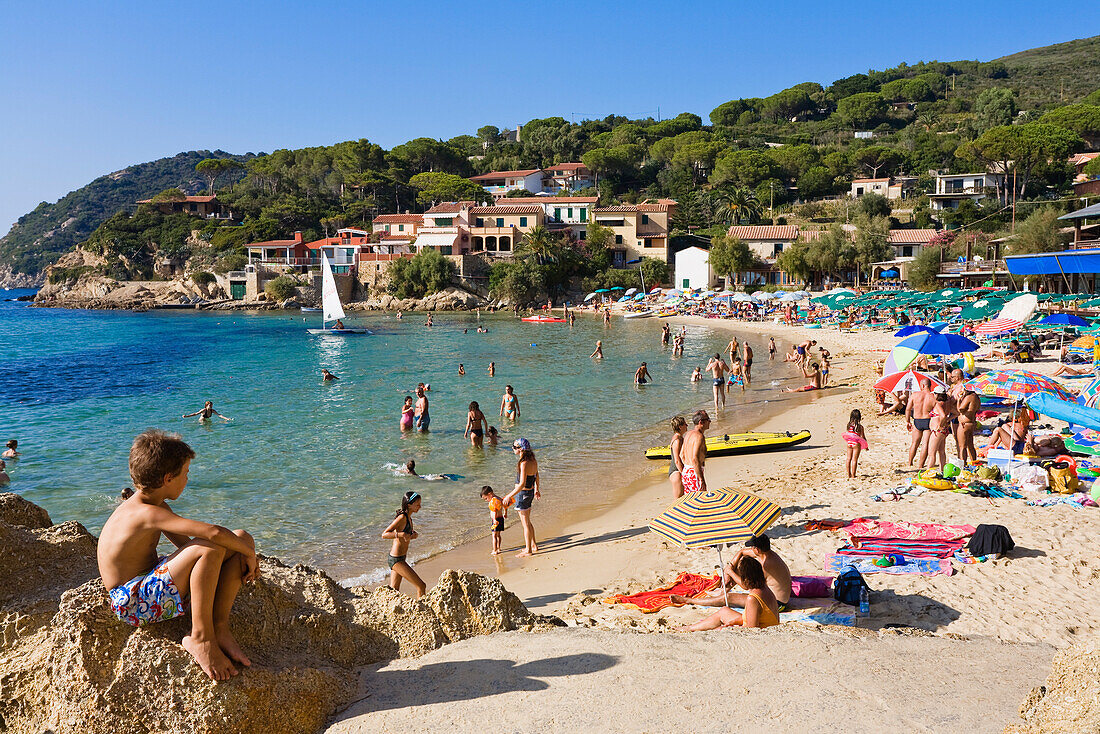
[844,409,869,479]
[97,430,259,681]
[382,491,426,597]
[481,485,511,555]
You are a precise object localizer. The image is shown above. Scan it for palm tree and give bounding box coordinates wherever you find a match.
[714,187,763,225]
[517,225,558,264]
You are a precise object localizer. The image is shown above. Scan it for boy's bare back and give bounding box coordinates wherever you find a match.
[98,498,180,589]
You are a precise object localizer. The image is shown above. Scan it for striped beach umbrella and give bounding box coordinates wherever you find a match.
[973,317,1023,336]
[874,370,947,393]
[1080,376,1100,407]
[650,488,781,548]
[650,488,782,607]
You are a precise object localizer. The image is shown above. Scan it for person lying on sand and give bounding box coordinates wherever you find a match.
[671,534,791,610]
[675,555,779,631]
[97,430,258,681]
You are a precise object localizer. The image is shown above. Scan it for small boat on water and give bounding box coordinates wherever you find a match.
[623,310,654,319]
[521,315,566,323]
[306,253,370,335]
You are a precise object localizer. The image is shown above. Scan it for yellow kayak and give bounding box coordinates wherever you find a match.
[644,430,812,459]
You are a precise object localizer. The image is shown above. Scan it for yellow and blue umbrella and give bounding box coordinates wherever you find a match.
[650,488,782,607]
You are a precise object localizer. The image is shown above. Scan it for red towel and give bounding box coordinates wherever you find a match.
[602,572,720,613]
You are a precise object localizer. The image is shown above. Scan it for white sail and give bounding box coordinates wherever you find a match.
[320,252,346,324]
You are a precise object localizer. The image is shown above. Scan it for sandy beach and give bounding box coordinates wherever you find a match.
[332,313,1100,732]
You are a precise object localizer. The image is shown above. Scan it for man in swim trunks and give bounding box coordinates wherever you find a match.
[905,378,937,468]
[634,362,652,385]
[726,336,739,366]
[742,342,753,386]
[98,430,258,681]
[678,410,710,494]
[671,534,792,611]
[956,384,981,464]
[414,385,430,432]
[705,354,729,413]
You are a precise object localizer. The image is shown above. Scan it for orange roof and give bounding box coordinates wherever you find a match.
[852,178,890,184]
[498,196,598,204]
[727,225,800,240]
[471,205,542,215]
[470,169,542,181]
[545,162,588,172]
[425,201,477,214]
[595,199,676,214]
[888,229,938,244]
[1070,152,1100,166]
[137,194,217,204]
[247,238,300,248]
[372,214,422,224]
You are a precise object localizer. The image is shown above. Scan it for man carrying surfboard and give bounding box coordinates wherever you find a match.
[678,410,710,494]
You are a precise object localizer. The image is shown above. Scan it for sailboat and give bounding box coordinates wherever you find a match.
[306,253,370,335]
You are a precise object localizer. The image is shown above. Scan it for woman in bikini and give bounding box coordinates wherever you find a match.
[668,416,688,498]
[843,409,868,479]
[464,401,488,448]
[503,438,540,557]
[500,385,520,421]
[676,555,779,631]
[927,393,954,473]
[381,491,425,598]
[399,396,415,431]
[986,412,1035,455]
[183,401,231,423]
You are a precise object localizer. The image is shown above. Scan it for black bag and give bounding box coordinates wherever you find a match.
[967,524,1015,556]
[833,566,868,606]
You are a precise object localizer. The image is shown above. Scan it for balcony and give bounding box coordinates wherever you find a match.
[939,259,1005,274]
[418,225,460,235]
[468,226,517,236]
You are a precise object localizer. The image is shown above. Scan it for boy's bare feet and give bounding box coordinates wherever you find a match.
[490,550,501,555]
[216,625,251,667]
[183,634,238,680]
[515,550,532,557]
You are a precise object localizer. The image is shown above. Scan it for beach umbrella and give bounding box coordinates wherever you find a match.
[633,293,646,300]
[894,325,939,338]
[779,292,801,302]
[584,293,597,302]
[973,317,1024,336]
[1027,392,1100,432]
[716,290,736,297]
[998,294,1039,324]
[595,288,610,293]
[915,332,980,357]
[650,488,782,608]
[1079,376,1100,407]
[649,286,662,294]
[874,370,947,394]
[1040,314,1089,328]
[617,295,630,302]
[624,288,638,296]
[610,286,625,291]
[964,369,1077,404]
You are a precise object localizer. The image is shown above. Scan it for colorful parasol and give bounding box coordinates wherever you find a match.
[973,317,1023,336]
[873,370,947,393]
[963,369,1077,403]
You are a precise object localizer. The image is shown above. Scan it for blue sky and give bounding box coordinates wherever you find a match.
[0,1,1096,231]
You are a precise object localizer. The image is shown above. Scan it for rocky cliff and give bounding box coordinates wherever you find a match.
[0,494,554,734]
[1006,638,1100,733]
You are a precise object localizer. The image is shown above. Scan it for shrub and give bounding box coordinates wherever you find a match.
[213,252,248,273]
[265,275,299,301]
[387,249,456,299]
[190,271,216,285]
[47,265,94,284]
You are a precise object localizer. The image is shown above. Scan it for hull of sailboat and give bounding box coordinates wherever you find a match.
[306,328,371,335]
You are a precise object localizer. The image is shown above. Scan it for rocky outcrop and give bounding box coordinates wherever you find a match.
[1006,639,1100,733]
[0,494,554,734]
[348,286,486,312]
[0,264,42,289]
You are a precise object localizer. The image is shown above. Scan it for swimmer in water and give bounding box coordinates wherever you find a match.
[183,401,231,423]
[500,385,520,421]
[487,426,499,446]
[691,367,701,382]
[2,440,19,459]
[458,364,465,376]
[425,313,433,327]
[635,362,652,385]
[488,361,496,376]
[396,311,402,319]
[591,340,603,359]
[465,401,488,448]
[0,460,9,485]
[402,460,419,476]
[321,369,338,381]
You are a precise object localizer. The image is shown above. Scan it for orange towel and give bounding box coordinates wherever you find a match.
[602,572,720,613]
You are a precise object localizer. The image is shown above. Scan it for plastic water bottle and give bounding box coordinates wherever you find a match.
[858,586,870,618]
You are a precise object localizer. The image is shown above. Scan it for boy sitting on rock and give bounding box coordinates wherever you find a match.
[97,429,259,681]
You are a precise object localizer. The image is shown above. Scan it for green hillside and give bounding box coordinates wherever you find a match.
[0,151,250,274]
[4,35,1100,280]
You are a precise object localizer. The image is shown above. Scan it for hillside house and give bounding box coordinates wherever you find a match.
[137,194,230,219]
[929,172,1007,211]
[592,199,677,267]
[469,169,545,197]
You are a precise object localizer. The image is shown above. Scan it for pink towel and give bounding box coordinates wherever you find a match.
[840,518,976,542]
[791,575,833,598]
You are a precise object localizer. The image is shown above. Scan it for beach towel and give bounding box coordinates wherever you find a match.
[836,538,966,558]
[824,553,953,576]
[791,575,833,598]
[839,518,976,542]
[601,573,720,613]
[780,601,855,627]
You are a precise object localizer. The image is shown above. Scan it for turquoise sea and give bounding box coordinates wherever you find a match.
[1,290,798,583]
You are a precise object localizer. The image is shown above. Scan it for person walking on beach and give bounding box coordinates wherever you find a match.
[183,401,231,423]
[668,416,688,498]
[591,340,603,359]
[927,393,956,473]
[400,396,415,431]
[662,323,671,346]
[742,342,753,386]
[956,385,981,464]
[634,362,653,385]
[481,486,510,555]
[465,401,489,448]
[604,309,611,326]
[906,379,937,468]
[382,491,426,598]
[706,354,729,412]
[414,385,430,432]
[679,410,710,494]
[728,357,745,393]
[504,438,540,557]
[768,337,777,360]
[726,336,739,366]
[500,385,520,421]
[844,409,868,479]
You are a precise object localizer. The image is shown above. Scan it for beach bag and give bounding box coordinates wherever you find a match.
[1049,460,1080,495]
[977,465,1002,481]
[967,524,1014,557]
[833,566,868,607]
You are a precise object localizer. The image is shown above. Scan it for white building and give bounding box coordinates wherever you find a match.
[929,172,1007,211]
[469,169,545,196]
[726,225,801,262]
[674,246,715,290]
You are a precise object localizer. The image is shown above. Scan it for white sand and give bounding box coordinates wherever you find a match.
[331,314,1098,732]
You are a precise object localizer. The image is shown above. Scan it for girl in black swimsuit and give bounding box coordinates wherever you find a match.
[465,401,488,448]
[381,492,425,597]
